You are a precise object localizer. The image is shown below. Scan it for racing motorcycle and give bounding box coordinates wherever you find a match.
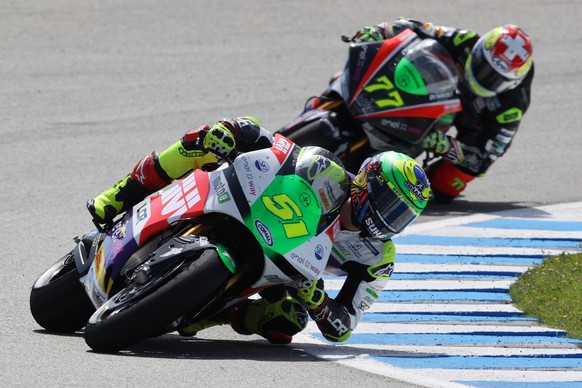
[277,28,462,172]
[30,134,349,353]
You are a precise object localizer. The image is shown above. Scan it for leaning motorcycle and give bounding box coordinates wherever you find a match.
[30,134,349,353]
[277,28,462,172]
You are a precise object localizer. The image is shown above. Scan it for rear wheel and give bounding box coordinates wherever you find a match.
[84,249,231,353]
[30,251,95,332]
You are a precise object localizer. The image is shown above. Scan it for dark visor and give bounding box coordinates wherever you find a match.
[366,178,419,239]
[470,45,519,94]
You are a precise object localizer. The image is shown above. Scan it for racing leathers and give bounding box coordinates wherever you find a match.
[87,116,394,343]
[314,228,394,341]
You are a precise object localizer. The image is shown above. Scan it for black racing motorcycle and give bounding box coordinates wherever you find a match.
[277,28,462,172]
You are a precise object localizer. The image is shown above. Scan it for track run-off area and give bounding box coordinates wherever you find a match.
[295,201,582,388]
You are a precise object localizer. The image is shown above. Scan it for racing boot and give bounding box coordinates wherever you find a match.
[86,174,155,225]
[87,149,177,225]
[426,160,476,204]
[229,290,308,344]
[177,310,231,337]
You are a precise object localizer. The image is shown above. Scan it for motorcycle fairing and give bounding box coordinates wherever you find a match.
[82,171,212,306]
[347,28,418,107]
[337,29,462,144]
[254,215,340,283]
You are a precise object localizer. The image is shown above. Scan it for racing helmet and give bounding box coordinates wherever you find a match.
[350,152,430,241]
[295,146,350,216]
[465,25,533,97]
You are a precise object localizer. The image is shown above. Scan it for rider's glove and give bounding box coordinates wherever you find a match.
[352,26,384,43]
[198,122,237,160]
[297,279,329,321]
[422,131,464,165]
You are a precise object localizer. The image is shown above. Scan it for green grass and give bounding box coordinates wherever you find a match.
[509,252,582,339]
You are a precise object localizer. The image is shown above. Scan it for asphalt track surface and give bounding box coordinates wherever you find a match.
[2,1,581,387]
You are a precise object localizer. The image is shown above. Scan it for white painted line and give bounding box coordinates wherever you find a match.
[386,279,512,290]
[324,279,513,291]
[395,244,580,256]
[421,225,582,240]
[315,343,582,356]
[293,335,472,388]
[367,303,524,313]
[312,322,564,334]
[394,263,533,273]
[390,369,582,383]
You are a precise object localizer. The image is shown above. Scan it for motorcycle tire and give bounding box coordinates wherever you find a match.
[29,251,95,333]
[84,249,231,353]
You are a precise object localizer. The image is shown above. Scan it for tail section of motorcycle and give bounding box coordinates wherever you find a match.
[278,101,371,172]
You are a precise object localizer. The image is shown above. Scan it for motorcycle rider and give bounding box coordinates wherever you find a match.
[304,18,534,203]
[87,116,430,344]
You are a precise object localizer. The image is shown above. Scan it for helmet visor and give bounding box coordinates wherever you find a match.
[468,45,520,96]
[364,178,419,240]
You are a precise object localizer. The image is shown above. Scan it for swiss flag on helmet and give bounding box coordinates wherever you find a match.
[489,25,533,73]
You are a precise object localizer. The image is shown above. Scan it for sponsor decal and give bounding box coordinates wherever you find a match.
[354,43,368,81]
[315,244,324,261]
[346,241,363,259]
[291,252,321,277]
[87,268,106,307]
[496,107,523,124]
[161,174,201,216]
[255,220,273,246]
[111,221,127,241]
[255,159,270,172]
[136,203,149,224]
[358,300,371,312]
[325,217,341,242]
[178,147,206,158]
[429,90,454,100]
[404,164,430,203]
[307,156,331,179]
[248,180,257,196]
[371,262,395,278]
[241,156,257,196]
[365,217,383,238]
[327,315,349,336]
[300,192,312,207]
[362,238,380,256]
[317,188,331,211]
[274,136,292,156]
[212,176,231,203]
[379,118,408,132]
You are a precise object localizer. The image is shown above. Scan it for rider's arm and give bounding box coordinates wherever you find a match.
[352,18,451,42]
[298,240,395,342]
[455,68,534,176]
[133,116,274,188]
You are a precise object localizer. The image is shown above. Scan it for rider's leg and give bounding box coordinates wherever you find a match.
[229,287,308,344]
[87,127,219,224]
[426,160,476,203]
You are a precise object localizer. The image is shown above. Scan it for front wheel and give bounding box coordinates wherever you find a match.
[30,251,95,333]
[84,249,231,353]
